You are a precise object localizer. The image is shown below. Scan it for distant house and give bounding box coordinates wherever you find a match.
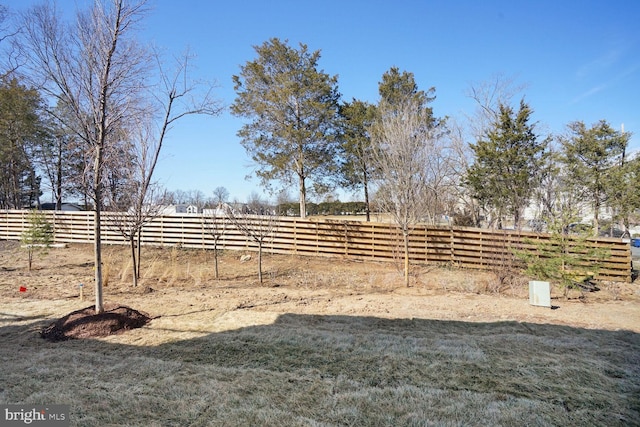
[40,202,84,211]
[157,204,200,215]
[202,203,232,217]
[158,204,186,215]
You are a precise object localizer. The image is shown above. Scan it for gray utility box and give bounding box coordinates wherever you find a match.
[529,280,551,307]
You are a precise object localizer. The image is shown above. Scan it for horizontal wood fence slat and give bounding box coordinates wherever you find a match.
[0,210,632,282]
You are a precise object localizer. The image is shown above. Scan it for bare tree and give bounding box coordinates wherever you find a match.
[422,131,458,225]
[0,4,21,77]
[106,53,222,286]
[212,186,229,206]
[165,189,186,204]
[372,99,435,286]
[444,119,482,226]
[246,191,271,214]
[465,73,528,140]
[0,5,10,44]
[16,0,152,312]
[104,120,162,287]
[202,210,228,279]
[15,0,221,311]
[225,203,276,285]
[186,189,206,211]
[530,147,587,232]
[106,182,167,287]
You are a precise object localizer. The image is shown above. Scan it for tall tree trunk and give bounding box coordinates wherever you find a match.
[403,231,410,287]
[93,146,104,313]
[28,169,39,208]
[363,169,370,222]
[299,175,306,219]
[136,229,142,279]
[130,237,138,287]
[213,239,219,279]
[55,142,62,210]
[593,196,600,236]
[93,207,104,313]
[10,158,20,208]
[258,240,263,284]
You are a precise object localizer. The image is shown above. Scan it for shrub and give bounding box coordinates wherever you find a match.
[21,210,54,271]
[516,222,609,296]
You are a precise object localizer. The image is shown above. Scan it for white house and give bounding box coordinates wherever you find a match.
[202,203,232,217]
[158,205,183,215]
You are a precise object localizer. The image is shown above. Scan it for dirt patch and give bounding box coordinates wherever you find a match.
[1,241,639,340]
[40,303,151,342]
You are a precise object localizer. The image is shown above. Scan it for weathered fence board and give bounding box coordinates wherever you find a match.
[0,210,632,282]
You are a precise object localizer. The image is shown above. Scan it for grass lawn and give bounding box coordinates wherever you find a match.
[1,243,639,426]
[1,311,638,426]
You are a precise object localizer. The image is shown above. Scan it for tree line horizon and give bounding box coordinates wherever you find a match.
[0,1,635,302]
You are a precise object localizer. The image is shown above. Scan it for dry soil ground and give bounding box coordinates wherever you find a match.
[1,240,639,341]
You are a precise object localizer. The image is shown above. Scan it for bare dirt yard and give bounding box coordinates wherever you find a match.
[1,240,639,338]
[1,241,639,426]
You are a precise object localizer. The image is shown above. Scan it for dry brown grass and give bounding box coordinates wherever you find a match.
[1,311,639,426]
[1,242,639,426]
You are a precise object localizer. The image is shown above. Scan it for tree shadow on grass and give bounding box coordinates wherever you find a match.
[1,312,638,426]
[0,312,48,323]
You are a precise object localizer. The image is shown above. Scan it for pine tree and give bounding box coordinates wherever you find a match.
[608,156,640,232]
[516,213,609,296]
[21,210,53,271]
[0,78,46,208]
[561,120,630,235]
[338,99,378,221]
[465,100,548,229]
[378,67,436,120]
[231,38,341,219]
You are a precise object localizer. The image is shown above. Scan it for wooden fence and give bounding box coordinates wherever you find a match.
[0,210,632,282]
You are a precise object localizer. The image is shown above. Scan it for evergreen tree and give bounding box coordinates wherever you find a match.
[378,67,436,119]
[0,78,45,208]
[338,99,378,221]
[231,38,341,219]
[21,210,53,271]
[608,155,640,232]
[560,120,629,235]
[516,213,608,296]
[465,100,548,229]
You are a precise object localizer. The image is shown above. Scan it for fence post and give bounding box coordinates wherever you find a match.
[344,222,348,256]
[424,225,428,263]
[450,226,455,265]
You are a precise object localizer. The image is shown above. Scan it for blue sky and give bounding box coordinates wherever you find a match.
[8,0,640,203]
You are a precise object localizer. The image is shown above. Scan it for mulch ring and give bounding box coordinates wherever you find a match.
[41,303,151,342]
